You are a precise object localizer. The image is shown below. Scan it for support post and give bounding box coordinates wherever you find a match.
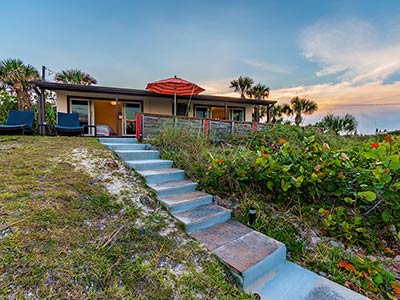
[267,103,275,124]
[115,94,119,136]
[39,66,46,135]
[204,119,209,136]
[136,113,142,141]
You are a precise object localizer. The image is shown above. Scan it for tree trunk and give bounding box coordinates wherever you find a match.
[295,113,302,126]
[22,91,32,110]
[15,90,24,110]
[13,82,26,110]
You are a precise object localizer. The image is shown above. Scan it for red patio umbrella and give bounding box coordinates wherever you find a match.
[146,76,205,116]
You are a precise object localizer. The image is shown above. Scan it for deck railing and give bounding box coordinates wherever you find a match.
[135,113,272,140]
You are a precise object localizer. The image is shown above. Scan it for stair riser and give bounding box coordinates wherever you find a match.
[155,183,198,197]
[185,211,231,233]
[116,151,160,161]
[128,160,173,171]
[242,245,287,290]
[144,171,185,185]
[106,144,147,151]
[164,195,213,213]
[99,138,137,144]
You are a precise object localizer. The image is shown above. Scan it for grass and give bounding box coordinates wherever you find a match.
[0,136,252,300]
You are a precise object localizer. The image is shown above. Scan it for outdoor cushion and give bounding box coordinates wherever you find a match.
[57,112,80,127]
[0,110,34,135]
[5,110,34,126]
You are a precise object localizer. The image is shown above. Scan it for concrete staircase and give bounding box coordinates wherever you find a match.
[99,137,369,300]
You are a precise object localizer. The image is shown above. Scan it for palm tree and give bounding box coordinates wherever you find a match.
[229,76,254,98]
[283,97,318,126]
[316,114,357,135]
[0,58,40,110]
[247,83,270,121]
[342,114,358,134]
[270,104,285,124]
[55,69,97,85]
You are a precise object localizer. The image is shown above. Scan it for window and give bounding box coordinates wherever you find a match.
[71,100,89,126]
[195,106,245,121]
[195,107,209,119]
[177,103,189,116]
[211,107,225,120]
[124,102,141,135]
[231,109,244,121]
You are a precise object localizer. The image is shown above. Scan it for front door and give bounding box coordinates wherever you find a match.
[123,102,141,135]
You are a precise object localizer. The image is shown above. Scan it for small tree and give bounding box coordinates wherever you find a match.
[248,83,270,121]
[283,97,318,126]
[55,69,97,85]
[270,104,286,124]
[0,58,40,110]
[229,76,254,98]
[316,114,358,135]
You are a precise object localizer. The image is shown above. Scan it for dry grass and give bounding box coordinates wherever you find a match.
[0,136,251,300]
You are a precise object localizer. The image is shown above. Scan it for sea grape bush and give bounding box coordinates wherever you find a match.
[204,133,400,250]
[153,125,400,298]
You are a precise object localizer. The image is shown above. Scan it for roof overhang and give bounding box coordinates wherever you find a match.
[31,81,277,106]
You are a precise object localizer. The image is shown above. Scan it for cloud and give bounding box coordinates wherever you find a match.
[300,18,400,83]
[241,58,289,74]
[200,78,400,134]
[271,81,400,133]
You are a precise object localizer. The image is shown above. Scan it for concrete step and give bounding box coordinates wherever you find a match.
[172,204,231,233]
[102,143,147,151]
[214,231,286,289]
[191,220,253,251]
[149,180,198,197]
[115,150,160,161]
[159,191,213,212]
[191,221,286,290]
[138,168,185,184]
[246,261,369,300]
[126,159,173,171]
[99,137,137,144]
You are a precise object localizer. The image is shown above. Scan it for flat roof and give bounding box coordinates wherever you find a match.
[32,81,277,106]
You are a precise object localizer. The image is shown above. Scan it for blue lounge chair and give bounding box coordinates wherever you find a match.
[0,110,34,135]
[55,112,84,136]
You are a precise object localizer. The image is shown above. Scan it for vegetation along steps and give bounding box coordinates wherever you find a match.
[99,137,370,300]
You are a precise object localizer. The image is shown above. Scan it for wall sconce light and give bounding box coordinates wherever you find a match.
[111,101,117,106]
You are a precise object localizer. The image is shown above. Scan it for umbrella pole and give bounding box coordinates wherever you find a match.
[173,88,177,117]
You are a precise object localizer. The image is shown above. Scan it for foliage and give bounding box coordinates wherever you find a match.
[229,77,271,122]
[270,104,286,124]
[0,90,18,123]
[282,96,318,125]
[229,76,254,98]
[247,83,270,100]
[316,114,358,135]
[247,83,270,121]
[55,69,97,85]
[153,125,400,299]
[0,58,39,110]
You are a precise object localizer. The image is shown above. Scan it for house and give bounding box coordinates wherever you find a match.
[32,81,276,136]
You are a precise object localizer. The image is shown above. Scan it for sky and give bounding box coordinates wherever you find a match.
[1,0,400,133]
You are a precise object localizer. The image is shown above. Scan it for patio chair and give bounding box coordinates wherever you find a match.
[0,110,34,135]
[54,112,84,136]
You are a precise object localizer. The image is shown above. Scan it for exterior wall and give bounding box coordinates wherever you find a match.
[56,91,68,113]
[53,90,253,122]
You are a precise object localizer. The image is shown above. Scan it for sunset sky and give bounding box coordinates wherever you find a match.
[1,0,399,133]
